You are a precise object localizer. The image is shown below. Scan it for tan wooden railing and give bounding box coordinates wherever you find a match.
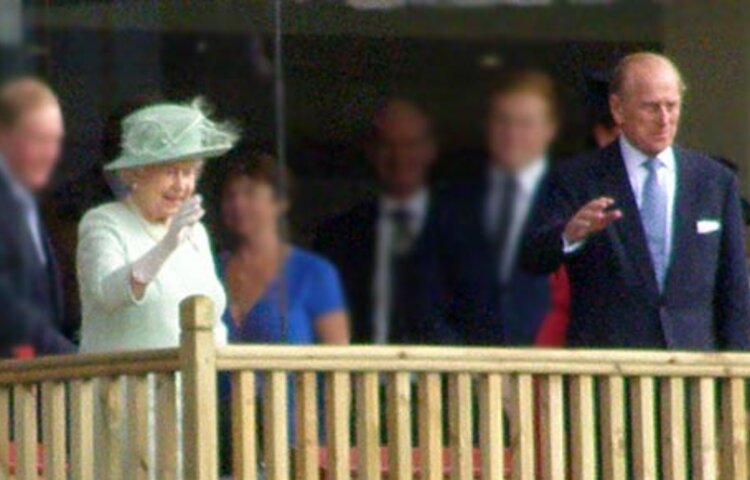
[1,295,750,479]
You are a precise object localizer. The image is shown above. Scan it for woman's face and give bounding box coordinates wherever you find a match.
[221,176,284,240]
[129,160,201,223]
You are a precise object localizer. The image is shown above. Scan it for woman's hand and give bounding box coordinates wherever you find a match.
[130,195,205,297]
[163,195,205,251]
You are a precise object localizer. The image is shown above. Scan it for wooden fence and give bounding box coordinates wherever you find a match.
[1,295,750,479]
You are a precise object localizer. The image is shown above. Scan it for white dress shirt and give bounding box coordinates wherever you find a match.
[372,188,430,344]
[0,154,47,265]
[620,135,676,260]
[486,158,547,281]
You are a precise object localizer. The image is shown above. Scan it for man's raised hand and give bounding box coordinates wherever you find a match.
[563,197,622,244]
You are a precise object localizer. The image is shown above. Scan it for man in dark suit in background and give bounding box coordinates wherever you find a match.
[522,52,750,350]
[0,77,76,357]
[425,70,567,346]
[314,98,438,344]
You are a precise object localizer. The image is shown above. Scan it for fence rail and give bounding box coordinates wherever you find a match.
[0,295,749,479]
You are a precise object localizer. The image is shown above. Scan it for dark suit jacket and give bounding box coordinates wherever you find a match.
[0,171,75,357]
[422,175,554,346]
[521,141,750,350]
[313,198,436,344]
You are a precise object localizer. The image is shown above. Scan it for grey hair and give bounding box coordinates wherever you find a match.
[610,52,687,97]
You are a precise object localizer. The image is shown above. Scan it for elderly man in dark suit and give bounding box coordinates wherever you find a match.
[0,77,75,357]
[522,52,750,350]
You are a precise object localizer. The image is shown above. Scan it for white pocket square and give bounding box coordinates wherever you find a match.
[696,219,721,234]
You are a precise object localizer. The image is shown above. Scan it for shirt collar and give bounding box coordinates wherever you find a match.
[489,157,548,195]
[619,134,676,173]
[380,187,429,218]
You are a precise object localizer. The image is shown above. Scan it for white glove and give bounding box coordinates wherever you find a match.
[162,195,205,251]
[131,195,205,286]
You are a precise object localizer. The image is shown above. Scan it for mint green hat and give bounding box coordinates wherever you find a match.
[105,98,239,171]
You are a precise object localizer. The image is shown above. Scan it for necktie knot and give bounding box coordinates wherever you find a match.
[390,208,411,225]
[497,172,518,196]
[643,157,662,174]
[390,208,415,255]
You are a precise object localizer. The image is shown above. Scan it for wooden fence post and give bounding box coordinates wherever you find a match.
[180,295,219,480]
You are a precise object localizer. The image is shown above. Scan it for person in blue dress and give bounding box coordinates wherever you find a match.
[215,151,350,472]
[218,152,350,345]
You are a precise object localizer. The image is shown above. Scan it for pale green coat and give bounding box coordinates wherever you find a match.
[77,201,227,352]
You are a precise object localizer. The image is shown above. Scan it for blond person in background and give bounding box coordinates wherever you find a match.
[76,99,238,478]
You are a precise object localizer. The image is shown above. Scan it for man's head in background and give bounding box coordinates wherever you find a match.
[0,77,64,192]
[487,69,559,172]
[609,52,685,156]
[368,98,437,200]
[584,71,621,148]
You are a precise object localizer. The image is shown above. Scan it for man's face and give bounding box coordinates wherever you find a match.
[610,65,682,156]
[487,91,557,171]
[0,104,65,191]
[372,110,436,198]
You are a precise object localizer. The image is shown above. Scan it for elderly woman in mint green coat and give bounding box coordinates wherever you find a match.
[76,99,237,479]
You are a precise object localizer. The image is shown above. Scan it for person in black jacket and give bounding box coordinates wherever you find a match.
[314,98,438,344]
[0,77,75,357]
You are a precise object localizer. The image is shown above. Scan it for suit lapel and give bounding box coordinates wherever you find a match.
[664,147,696,295]
[42,230,65,326]
[0,179,41,271]
[597,143,660,295]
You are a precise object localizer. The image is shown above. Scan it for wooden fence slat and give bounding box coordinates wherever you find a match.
[691,377,718,480]
[540,375,566,480]
[0,387,10,480]
[721,377,748,479]
[419,373,443,480]
[70,379,94,480]
[127,376,150,480]
[630,376,657,480]
[325,371,351,480]
[356,372,380,480]
[388,372,412,479]
[232,372,257,480]
[264,371,290,480]
[295,372,319,480]
[155,373,178,480]
[13,384,37,480]
[511,374,535,480]
[569,375,597,480]
[180,295,219,480]
[100,376,124,480]
[600,375,628,480]
[41,381,67,480]
[449,373,473,480]
[660,377,687,480]
[479,374,504,480]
